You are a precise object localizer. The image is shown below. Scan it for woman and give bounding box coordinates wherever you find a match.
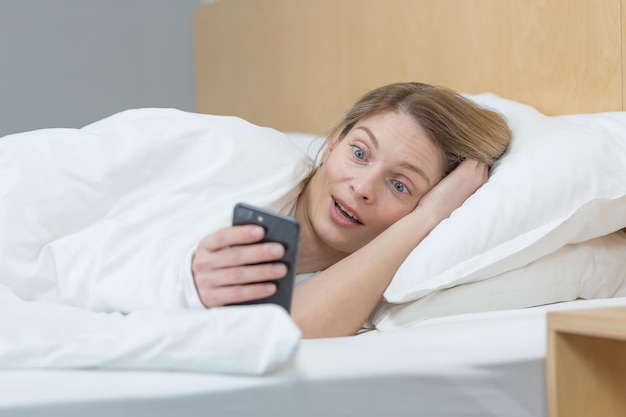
[191,82,511,338]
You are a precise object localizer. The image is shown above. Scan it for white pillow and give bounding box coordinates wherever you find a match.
[372,230,626,330]
[285,132,325,161]
[384,94,626,303]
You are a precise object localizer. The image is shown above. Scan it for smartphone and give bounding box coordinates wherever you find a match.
[229,202,300,312]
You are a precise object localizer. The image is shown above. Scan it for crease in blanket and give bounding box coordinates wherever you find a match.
[0,108,312,374]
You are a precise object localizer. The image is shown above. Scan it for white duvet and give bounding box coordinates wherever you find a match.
[0,108,312,374]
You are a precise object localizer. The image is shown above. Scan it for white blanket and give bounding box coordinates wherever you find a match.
[0,108,312,374]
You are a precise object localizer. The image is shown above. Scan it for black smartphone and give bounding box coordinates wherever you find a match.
[229,203,300,312]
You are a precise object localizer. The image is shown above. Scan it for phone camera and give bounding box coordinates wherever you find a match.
[257,215,264,222]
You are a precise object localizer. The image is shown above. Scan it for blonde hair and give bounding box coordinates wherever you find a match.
[327,82,511,173]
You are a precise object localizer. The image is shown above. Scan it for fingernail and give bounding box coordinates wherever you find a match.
[271,244,283,256]
[251,226,264,237]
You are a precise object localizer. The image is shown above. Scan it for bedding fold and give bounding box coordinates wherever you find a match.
[0,284,300,374]
[0,108,311,373]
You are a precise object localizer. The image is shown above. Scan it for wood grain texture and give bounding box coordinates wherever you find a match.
[547,308,626,417]
[195,0,623,133]
[547,307,626,341]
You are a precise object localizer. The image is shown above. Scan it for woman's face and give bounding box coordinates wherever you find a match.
[305,110,447,254]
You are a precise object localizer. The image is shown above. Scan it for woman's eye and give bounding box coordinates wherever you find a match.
[352,146,365,160]
[393,180,409,194]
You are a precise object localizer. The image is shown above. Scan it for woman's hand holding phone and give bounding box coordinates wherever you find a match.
[191,225,287,308]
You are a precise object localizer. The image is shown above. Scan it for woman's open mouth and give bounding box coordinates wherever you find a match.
[330,197,363,226]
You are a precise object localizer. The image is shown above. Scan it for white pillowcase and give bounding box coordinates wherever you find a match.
[384,94,626,303]
[372,230,626,330]
[286,132,325,161]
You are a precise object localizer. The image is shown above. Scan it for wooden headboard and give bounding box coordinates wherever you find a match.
[195,0,625,134]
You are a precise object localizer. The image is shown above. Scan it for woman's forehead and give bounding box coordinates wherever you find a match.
[351,111,446,181]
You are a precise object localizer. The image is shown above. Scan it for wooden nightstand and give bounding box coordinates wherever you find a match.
[546,307,626,417]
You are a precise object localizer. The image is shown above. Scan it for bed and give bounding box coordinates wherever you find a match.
[1,0,626,416]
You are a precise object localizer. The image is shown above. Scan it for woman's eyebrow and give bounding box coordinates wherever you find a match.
[355,126,431,186]
[400,161,430,187]
[355,126,379,148]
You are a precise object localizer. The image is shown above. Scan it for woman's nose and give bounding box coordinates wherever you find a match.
[350,176,376,202]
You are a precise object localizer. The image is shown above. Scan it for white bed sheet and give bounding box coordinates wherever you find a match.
[3,296,626,417]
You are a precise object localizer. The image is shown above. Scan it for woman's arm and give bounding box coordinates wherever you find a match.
[291,160,488,338]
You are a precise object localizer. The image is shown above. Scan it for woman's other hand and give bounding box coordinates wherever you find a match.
[191,225,286,307]
[416,159,488,224]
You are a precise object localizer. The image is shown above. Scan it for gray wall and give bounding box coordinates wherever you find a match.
[0,0,204,137]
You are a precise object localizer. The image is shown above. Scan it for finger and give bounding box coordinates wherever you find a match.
[453,159,488,186]
[471,161,489,186]
[198,225,265,252]
[456,158,481,172]
[457,159,488,183]
[194,241,285,271]
[417,159,488,215]
[205,262,288,287]
[198,282,278,307]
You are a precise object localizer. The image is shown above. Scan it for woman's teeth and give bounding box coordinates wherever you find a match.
[335,201,361,224]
